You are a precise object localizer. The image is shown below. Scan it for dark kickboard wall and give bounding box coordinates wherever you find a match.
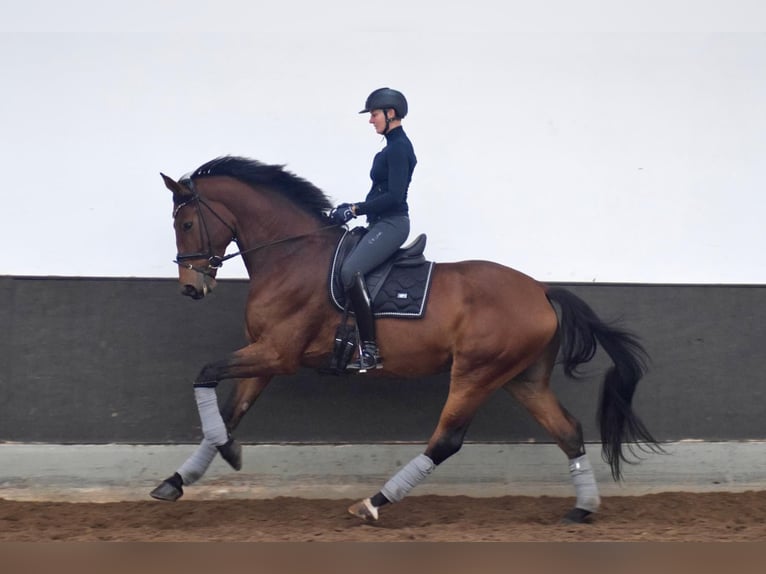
[0,276,762,444]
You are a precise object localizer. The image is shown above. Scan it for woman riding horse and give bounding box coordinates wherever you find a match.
[329,87,416,371]
[152,129,662,523]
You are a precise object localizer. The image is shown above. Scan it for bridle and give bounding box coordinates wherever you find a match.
[173,190,236,276]
[173,179,339,277]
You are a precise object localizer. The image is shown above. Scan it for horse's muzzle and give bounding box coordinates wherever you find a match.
[181,284,207,299]
[179,267,217,299]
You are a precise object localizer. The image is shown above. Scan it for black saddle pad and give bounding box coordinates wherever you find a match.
[329,228,435,319]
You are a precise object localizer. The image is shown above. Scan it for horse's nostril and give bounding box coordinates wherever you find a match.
[181,284,203,299]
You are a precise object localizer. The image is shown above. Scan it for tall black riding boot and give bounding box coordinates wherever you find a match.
[347,272,383,371]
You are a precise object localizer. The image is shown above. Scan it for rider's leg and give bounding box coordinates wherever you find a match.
[339,215,411,287]
[340,215,409,371]
[346,272,381,370]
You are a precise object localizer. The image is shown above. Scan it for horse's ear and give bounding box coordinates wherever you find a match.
[161,172,192,199]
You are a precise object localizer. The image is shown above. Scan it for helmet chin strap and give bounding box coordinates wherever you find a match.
[383,109,395,135]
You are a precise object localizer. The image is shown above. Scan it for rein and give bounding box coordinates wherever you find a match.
[173,185,339,276]
[214,224,340,266]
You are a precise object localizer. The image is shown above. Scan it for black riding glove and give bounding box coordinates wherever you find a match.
[329,203,356,225]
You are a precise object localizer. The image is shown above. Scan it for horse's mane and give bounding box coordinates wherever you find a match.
[190,156,333,220]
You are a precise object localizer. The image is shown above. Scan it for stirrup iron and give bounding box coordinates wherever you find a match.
[347,342,383,372]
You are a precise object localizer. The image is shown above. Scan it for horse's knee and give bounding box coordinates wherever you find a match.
[427,428,467,465]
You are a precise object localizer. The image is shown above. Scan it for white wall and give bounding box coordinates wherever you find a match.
[2,1,764,282]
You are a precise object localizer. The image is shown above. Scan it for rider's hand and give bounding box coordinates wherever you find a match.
[329,203,356,225]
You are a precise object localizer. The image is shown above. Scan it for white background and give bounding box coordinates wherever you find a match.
[2,1,763,283]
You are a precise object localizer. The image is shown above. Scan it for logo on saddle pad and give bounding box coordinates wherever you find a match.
[329,228,435,319]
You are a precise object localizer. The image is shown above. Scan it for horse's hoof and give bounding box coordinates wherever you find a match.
[347,498,379,521]
[561,507,593,524]
[217,437,242,471]
[150,479,183,502]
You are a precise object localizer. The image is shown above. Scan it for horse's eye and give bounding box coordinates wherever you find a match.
[182,221,193,232]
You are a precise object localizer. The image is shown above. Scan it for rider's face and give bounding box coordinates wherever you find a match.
[369,109,389,134]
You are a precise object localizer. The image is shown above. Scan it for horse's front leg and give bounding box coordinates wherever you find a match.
[150,373,273,502]
[190,344,295,464]
[221,376,271,432]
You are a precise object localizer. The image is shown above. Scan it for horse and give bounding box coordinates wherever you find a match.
[150,155,662,523]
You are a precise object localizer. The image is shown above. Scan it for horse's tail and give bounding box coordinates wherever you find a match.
[546,286,663,480]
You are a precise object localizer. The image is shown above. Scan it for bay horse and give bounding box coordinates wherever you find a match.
[151,156,661,523]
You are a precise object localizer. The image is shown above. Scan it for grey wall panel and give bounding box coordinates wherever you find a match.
[0,276,763,444]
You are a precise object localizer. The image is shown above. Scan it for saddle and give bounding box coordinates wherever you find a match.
[328,227,434,319]
[322,228,435,375]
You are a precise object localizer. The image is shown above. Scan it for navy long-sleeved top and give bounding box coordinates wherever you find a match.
[355,126,416,222]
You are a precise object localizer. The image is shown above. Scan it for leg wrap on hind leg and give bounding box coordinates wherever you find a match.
[380,454,435,503]
[569,454,601,512]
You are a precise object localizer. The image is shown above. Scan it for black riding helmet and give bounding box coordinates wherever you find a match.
[359,87,408,119]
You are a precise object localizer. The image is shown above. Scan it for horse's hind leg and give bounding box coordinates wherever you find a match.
[348,376,497,521]
[504,363,600,523]
[150,376,271,502]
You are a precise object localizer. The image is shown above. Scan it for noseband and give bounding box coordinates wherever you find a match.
[173,178,339,277]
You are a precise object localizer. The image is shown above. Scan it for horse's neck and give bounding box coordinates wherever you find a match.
[200,179,320,246]
[218,186,338,282]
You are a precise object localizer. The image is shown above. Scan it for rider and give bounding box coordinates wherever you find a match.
[329,87,417,371]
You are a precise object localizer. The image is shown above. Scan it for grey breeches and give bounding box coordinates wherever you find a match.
[340,215,410,289]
